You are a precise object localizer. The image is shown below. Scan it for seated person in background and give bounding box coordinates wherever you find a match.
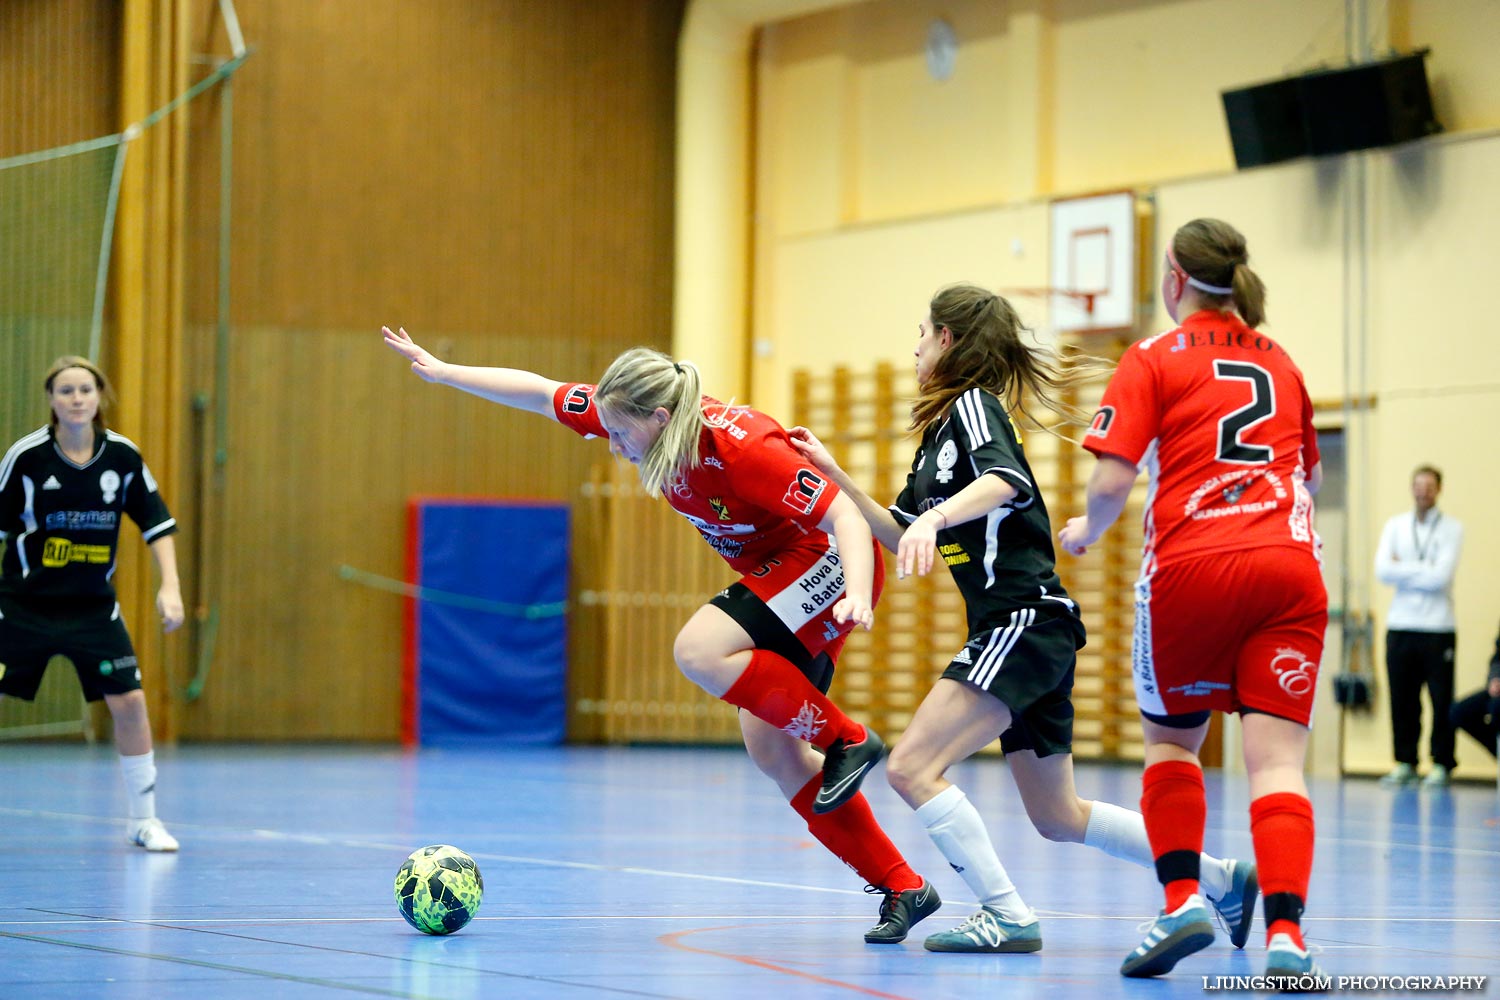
[1449,621,1500,760]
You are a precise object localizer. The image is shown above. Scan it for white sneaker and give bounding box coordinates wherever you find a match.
[129,818,180,852]
[1379,763,1418,786]
[1422,764,1451,787]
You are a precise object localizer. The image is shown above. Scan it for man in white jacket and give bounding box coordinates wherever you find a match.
[1375,465,1464,787]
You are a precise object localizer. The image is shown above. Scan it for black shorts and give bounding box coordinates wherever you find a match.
[0,595,143,702]
[942,607,1086,758]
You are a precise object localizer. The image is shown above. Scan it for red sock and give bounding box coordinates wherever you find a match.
[1250,791,1315,949]
[1141,760,1206,911]
[721,649,862,750]
[790,774,921,892]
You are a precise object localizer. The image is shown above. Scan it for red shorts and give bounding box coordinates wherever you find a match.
[1131,547,1327,725]
[709,535,885,673]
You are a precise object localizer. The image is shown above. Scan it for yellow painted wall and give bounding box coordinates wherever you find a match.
[749,0,1500,780]
[752,204,1052,418]
[1395,0,1500,134]
[1346,134,1500,775]
[1049,0,1351,194]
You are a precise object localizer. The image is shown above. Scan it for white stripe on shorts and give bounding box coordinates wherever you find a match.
[968,607,1034,690]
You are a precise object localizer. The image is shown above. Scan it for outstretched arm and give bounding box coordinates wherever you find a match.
[1058,453,1139,557]
[382,326,563,418]
[789,426,905,553]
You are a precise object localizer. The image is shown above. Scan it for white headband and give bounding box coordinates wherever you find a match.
[1168,246,1236,296]
[1185,274,1234,296]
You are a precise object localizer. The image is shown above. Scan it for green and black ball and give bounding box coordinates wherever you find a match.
[394,844,484,935]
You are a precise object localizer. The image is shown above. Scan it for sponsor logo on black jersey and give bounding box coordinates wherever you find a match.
[936,439,958,484]
[562,386,592,414]
[46,510,118,531]
[782,469,826,515]
[42,538,111,567]
[939,542,969,566]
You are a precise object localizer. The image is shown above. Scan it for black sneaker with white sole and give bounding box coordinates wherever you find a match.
[812,727,884,814]
[864,879,942,943]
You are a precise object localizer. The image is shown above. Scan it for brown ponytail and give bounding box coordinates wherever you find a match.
[910,283,1108,438]
[1174,218,1267,328]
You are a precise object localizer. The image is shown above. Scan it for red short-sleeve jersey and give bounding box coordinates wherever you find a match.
[1083,310,1320,569]
[553,384,840,573]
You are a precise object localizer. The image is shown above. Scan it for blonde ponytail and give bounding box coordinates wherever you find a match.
[595,347,705,497]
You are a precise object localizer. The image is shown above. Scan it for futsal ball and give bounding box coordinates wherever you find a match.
[394,844,484,935]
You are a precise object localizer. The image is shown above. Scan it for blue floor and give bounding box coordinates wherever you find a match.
[1,743,1495,999]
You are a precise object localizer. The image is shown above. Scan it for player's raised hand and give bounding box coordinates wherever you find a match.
[382,326,448,383]
[788,426,841,476]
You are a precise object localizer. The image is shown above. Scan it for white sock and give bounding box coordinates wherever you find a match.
[1083,799,1230,900]
[118,751,157,823]
[915,784,1030,922]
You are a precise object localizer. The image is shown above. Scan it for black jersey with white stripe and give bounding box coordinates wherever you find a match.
[889,388,1080,634]
[0,426,177,600]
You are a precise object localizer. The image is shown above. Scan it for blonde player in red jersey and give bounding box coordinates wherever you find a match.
[382,328,942,943]
[1058,219,1328,984]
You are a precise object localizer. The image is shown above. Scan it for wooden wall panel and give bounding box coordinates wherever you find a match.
[177,325,622,739]
[168,0,684,740]
[0,0,119,156]
[571,462,740,744]
[183,0,681,338]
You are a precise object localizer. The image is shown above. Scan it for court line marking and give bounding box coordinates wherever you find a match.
[1,916,704,1000]
[4,912,1498,928]
[5,802,1497,861]
[658,924,920,1000]
[3,805,1498,943]
[5,756,1494,994]
[0,929,447,1000]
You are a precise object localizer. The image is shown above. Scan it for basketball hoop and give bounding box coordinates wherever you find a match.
[999,286,1099,320]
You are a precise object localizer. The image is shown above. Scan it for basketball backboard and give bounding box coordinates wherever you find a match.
[1049,192,1137,333]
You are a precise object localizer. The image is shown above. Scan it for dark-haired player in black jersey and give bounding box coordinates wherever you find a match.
[792,283,1254,954]
[0,356,184,851]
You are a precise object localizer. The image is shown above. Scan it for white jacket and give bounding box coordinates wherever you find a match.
[1375,508,1462,632]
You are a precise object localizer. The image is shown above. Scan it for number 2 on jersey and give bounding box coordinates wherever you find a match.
[1213,360,1274,464]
